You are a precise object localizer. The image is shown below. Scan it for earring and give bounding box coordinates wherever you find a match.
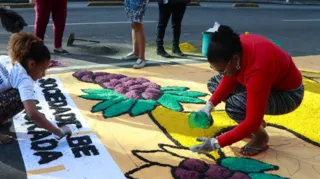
[236,59,241,70]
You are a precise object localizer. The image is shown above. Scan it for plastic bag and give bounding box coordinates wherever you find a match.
[206,22,220,33]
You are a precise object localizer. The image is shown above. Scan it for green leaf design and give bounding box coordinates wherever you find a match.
[160,86,188,91]
[92,96,126,112]
[103,98,136,118]
[83,89,118,95]
[130,100,158,116]
[157,93,182,111]
[221,157,276,173]
[164,90,207,97]
[80,89,122,100]
[249,173,287,179]
[167,94,206,104]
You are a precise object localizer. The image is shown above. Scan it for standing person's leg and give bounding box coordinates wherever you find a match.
[171,2,187,56]
[122,0,139,61]
[132,22,147,69]
[0,89,24,144]
[156,3,172,58]
[131,0,147,69]
[224,85,304,156]
[52,0,68,54]
[121,26,140,60]
[34,0,53,40]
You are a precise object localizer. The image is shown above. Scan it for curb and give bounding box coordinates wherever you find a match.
[0,3,34,8]
[232,2,259,7]
[87,1,201,6]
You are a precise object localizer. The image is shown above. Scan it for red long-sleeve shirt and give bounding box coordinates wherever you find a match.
[209,34,302,147]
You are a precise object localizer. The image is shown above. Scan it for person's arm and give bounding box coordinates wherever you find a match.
[216,73,271,147]
[23,100,63,136]
[209,75,238,106]
[16,76,70,138]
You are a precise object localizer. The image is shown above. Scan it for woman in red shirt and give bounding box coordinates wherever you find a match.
[190,25,304,156]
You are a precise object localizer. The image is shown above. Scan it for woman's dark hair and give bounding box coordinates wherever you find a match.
[207,25,242,64]
[8,32,50,68]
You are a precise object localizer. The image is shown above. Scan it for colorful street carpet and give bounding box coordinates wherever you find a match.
[8,62,320,179]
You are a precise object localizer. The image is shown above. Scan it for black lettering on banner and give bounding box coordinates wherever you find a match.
[55,113,76,122]
[55,113,83,128]
[39,78,56,84]
[39,78,57,89]
[40,83,58,89]
[71,146,99,158]
[34,151,63,165]
[42,88,61,95]
[28,131,51,141]
[67,136,92,147]
[27,124,42,132]
[29,78,99,164]
[44,90,66,102]
[57,120,82,128]
[48,100,67,108]
[0,76,3,84]
[24,115,32,121]
[67,136,99,158]
[53,107,71,115]
[31,139,58,151]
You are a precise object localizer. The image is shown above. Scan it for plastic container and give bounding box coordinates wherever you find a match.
[202,32,214,57]
[270,39,282,47]
[188,111,213,129]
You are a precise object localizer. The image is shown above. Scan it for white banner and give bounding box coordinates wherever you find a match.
[13,77,125,179]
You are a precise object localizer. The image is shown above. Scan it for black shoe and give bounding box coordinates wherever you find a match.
[157,47,172,58]
[172,46,185,56]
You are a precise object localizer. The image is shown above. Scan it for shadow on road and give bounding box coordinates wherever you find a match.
[0,122,27,179]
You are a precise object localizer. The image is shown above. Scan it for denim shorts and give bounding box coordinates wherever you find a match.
[124,0,147,23]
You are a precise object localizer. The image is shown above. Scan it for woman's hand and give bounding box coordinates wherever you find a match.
[23,100,71,137]
[198,101,214,121]
[54,126,72,140]
[189,137,221,153]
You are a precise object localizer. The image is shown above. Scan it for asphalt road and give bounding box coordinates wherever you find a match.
[0,2,319,71]
[1,3,318,53]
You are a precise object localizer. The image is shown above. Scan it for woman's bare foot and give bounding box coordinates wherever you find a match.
[245,120,267,139]
[0,133,13,144]
[262,120,267,128]
[240,127,269,156]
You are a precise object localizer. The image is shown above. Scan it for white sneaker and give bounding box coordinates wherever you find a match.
[133,59,147,69]
[121,53,139,60]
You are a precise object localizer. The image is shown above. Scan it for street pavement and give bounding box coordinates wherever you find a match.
[0,2,320,179]
[0,2,319,73]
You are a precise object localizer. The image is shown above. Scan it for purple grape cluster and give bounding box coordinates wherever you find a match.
[73,71,163,100]
[172,159,250,179]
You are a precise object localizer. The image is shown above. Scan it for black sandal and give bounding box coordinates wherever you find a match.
[54,49,69,54]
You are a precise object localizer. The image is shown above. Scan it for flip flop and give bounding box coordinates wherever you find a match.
[53,49,69,54]
[240,145,269,156]
[49,60,64,68]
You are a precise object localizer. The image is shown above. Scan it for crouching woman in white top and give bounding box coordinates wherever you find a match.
[0,32,71,144]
